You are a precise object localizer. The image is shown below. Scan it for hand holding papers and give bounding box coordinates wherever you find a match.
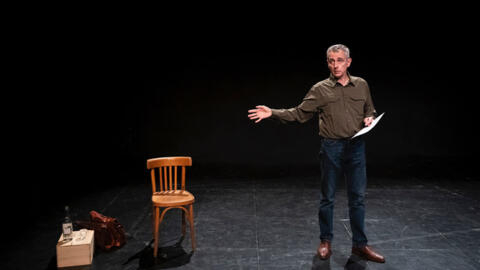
[352,112,385,139]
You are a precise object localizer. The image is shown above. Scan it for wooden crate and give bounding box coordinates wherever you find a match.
[56,230,94,268]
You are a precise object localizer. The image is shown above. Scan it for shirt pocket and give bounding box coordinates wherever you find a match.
[347,92,366,116]
[321,95,340,115]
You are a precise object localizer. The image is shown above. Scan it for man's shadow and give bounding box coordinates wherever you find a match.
[123,237,193,269]
[311,253,367,270]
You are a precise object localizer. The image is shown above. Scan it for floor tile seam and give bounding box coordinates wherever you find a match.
[194,214,257,221]
[368,227,480,245]
[430,226,479,263]
[186,247,315,254]
[193,189,320,194]
[194,212,341,220]
[189,247,259,252]
[253,187,320,191]
[254,216,318,221]
[190,186,256,190]
[255,248,316,253]
[193,216,317,224]
[434,185,480,203]
[368,248,464,251]
[450,211,480,227]
[339,210,353,241]
[365,188,439,192]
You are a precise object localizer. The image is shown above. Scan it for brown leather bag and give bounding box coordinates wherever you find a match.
[76,210,126,251]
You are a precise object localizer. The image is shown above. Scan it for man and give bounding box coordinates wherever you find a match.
[247,44,385,263]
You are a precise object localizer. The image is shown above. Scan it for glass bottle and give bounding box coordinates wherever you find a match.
[62,205,73,241]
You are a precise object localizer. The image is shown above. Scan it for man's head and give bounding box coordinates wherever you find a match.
[326,44,352,80]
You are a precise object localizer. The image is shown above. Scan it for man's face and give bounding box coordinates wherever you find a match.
[327,50,351,79]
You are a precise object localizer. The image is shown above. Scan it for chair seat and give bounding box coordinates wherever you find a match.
[152,190,195,207]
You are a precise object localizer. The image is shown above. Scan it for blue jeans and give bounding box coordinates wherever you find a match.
[318,137,368,247]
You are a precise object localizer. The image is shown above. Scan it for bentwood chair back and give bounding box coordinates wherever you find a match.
[146,156,196,257]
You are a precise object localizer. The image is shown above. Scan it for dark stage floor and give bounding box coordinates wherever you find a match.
[3,172,480,269]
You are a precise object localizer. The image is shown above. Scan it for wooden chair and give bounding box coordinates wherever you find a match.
[146,156,196,258]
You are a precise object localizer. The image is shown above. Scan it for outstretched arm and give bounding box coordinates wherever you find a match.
[248,105,272,123]
[248,86,322,124]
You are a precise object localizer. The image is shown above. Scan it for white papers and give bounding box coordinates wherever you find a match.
[58,230,94,246]
[351,112,385,139]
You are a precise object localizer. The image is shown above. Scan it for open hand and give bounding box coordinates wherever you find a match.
[248,105,272,123]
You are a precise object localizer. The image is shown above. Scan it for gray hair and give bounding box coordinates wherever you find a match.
[326,44,350,59]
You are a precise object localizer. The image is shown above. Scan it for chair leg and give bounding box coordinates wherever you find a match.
[151,205,155,239]
[189,204,196,251]
[153,207,160,258]
[182,211,186,237]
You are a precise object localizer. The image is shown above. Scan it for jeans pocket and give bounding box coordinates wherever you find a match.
[319,138,335,156]
[323,138,338,146]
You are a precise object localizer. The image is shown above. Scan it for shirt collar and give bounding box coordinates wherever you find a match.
[327,72,356,87]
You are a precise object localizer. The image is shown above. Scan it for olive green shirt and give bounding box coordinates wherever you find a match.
[271,74,376,139]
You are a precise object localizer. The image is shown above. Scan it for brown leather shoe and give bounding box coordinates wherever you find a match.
[317,240,332,260]
[352,245,385,263]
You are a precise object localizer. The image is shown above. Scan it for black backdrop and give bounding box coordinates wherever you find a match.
[5,11,479,237]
